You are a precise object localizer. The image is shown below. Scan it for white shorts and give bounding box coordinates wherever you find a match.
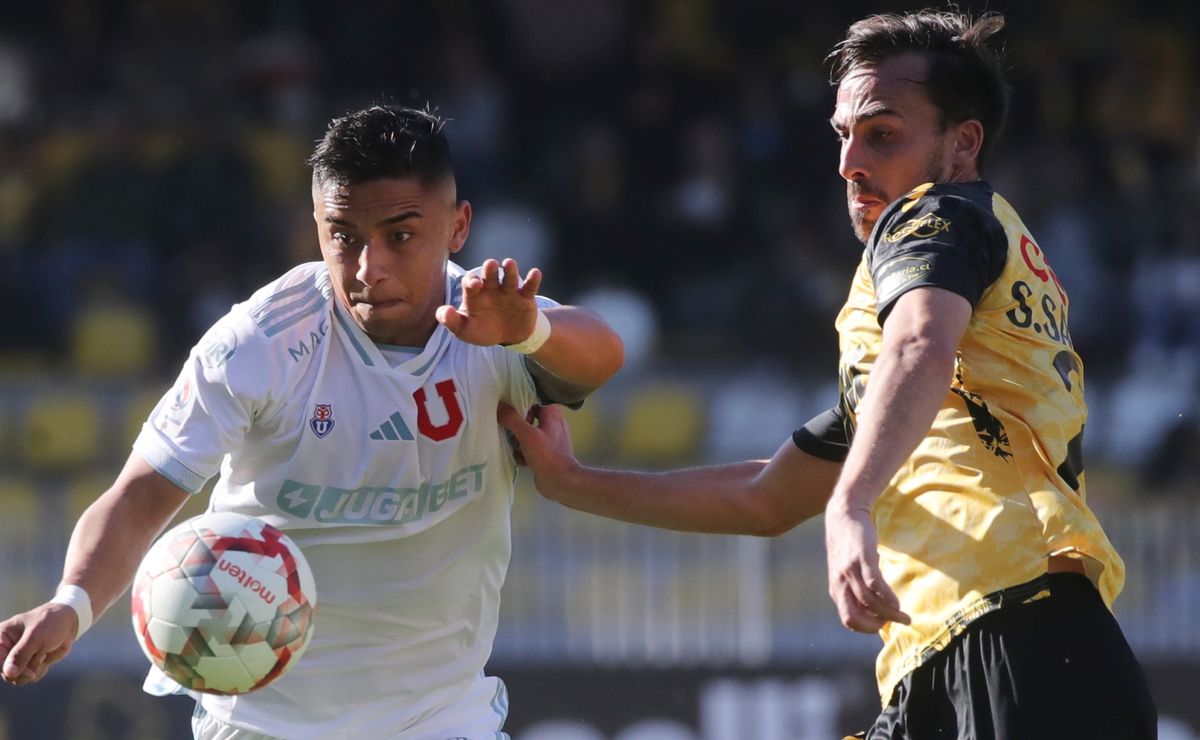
[191,675,511,740]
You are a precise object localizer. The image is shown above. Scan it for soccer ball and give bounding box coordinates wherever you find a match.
[130,512,317,695]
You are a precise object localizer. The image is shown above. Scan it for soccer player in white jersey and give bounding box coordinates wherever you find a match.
[0,104,623,739]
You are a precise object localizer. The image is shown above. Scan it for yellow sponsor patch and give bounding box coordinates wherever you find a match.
[884,213,952,242]
[875,256,933,300]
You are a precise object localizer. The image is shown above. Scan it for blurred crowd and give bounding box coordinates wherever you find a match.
[0,0,1197,490]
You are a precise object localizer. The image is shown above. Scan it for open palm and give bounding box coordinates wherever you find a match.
[436,258,542,346]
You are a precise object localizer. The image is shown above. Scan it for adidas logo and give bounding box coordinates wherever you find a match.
[369,411,414,441]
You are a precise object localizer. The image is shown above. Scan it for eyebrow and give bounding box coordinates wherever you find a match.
[829,106,902,132]
[323,211,423,228]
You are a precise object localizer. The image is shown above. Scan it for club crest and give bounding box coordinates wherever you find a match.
[309,404,335,438]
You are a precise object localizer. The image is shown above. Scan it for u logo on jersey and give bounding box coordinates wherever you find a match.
[310,404,335,438]
[414,379,463,441]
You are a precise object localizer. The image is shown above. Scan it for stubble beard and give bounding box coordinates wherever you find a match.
[846,145,948,246]
[850,205,873,245]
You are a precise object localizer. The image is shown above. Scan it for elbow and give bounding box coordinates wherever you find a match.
[598,332,625,384]
[740,463,832,537]
[752,521,795,538]
[581,308,625,383]
[574,333,624,395]
[745,501,811,538]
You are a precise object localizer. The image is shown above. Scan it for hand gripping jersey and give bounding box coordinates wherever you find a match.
[134,261,544,737]
[822,181,1124,707]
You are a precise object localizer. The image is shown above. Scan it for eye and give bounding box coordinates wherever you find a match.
[870,128,894,143]
[391,230,413,244]
[331,232,360,250]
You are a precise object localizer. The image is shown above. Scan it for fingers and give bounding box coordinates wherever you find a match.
[497,402,529,433]
[830,563,910,633]
[498,403,570,448]
[2,629,35,684]
[474,259,541,296]
[481,259,502,291]
[0,618,32,684]
[860,567,909,625]
[435,304,466,335]
[500,259,520,293]
[518,267,542,298]
[0,607,76,686]
[531,403,565,432]
[10,652,46,686]
[461,271,485,297]
[830,586,884,633]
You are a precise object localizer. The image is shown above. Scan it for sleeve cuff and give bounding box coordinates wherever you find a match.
[132,426,210,494]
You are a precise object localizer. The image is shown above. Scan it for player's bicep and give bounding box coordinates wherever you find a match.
[137,319,271,490]
[883,286,972,351]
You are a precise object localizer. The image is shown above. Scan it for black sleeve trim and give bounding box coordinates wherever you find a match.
[524,356,587,410]
[870,187,1006,324]
[791,406,849,463]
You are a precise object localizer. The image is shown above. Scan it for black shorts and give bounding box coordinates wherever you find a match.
[858,573,1157,740]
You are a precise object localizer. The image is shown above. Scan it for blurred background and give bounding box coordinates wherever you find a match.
[0,0,1198,737]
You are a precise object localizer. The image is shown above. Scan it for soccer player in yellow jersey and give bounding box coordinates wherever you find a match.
[499,9,1156,739]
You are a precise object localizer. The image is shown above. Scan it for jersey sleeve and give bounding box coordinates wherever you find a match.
[870,190,1006,323]
[133,313,275,493]
[791,404,850,463]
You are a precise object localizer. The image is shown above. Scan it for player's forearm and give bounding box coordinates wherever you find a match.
[830,333,955,511]
[541,460,796,536]
[525,307,623,390]
[60,461,189,621]
[61,494,157,620]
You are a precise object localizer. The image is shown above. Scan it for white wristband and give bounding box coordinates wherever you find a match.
[51,584,93,639]
[505,308,551,354]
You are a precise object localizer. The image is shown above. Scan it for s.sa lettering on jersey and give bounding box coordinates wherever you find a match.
[1004,234,1073,347]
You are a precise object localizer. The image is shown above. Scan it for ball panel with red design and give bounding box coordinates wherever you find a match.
[131,512,317,695]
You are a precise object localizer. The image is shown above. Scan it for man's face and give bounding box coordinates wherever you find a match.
[831,53,968,244]
[314,177,470,346]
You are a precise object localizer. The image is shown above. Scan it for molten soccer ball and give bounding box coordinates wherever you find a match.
[131,512,317,695]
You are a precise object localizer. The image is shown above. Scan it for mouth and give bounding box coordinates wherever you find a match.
[848,181,888,211]
[850,197,884,213]
[352,297,403,310]
[849,191,888,206]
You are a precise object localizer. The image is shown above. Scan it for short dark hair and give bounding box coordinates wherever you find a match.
[308,104,455,190]
[827,9,1009,172]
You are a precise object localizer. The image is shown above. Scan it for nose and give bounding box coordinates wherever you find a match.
[355,241,388,286]
[839,136,869,183]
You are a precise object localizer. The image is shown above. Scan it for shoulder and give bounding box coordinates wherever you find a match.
[193,262,334,386]
[241,262,334,338]
[873,181,1003,252]
[868,182,1008,318]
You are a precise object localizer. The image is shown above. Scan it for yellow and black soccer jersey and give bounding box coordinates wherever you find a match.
[795,180,1124,707]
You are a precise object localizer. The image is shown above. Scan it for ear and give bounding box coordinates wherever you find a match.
[449,200,471,255]
[952,119,985,173]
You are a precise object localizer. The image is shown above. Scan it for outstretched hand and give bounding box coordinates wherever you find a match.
[436,258,543,347]
[0,604,78,686]
[824,501,911,633]
[497,403,578,497]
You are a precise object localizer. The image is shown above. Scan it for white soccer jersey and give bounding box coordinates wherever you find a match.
[134,260,545,738]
